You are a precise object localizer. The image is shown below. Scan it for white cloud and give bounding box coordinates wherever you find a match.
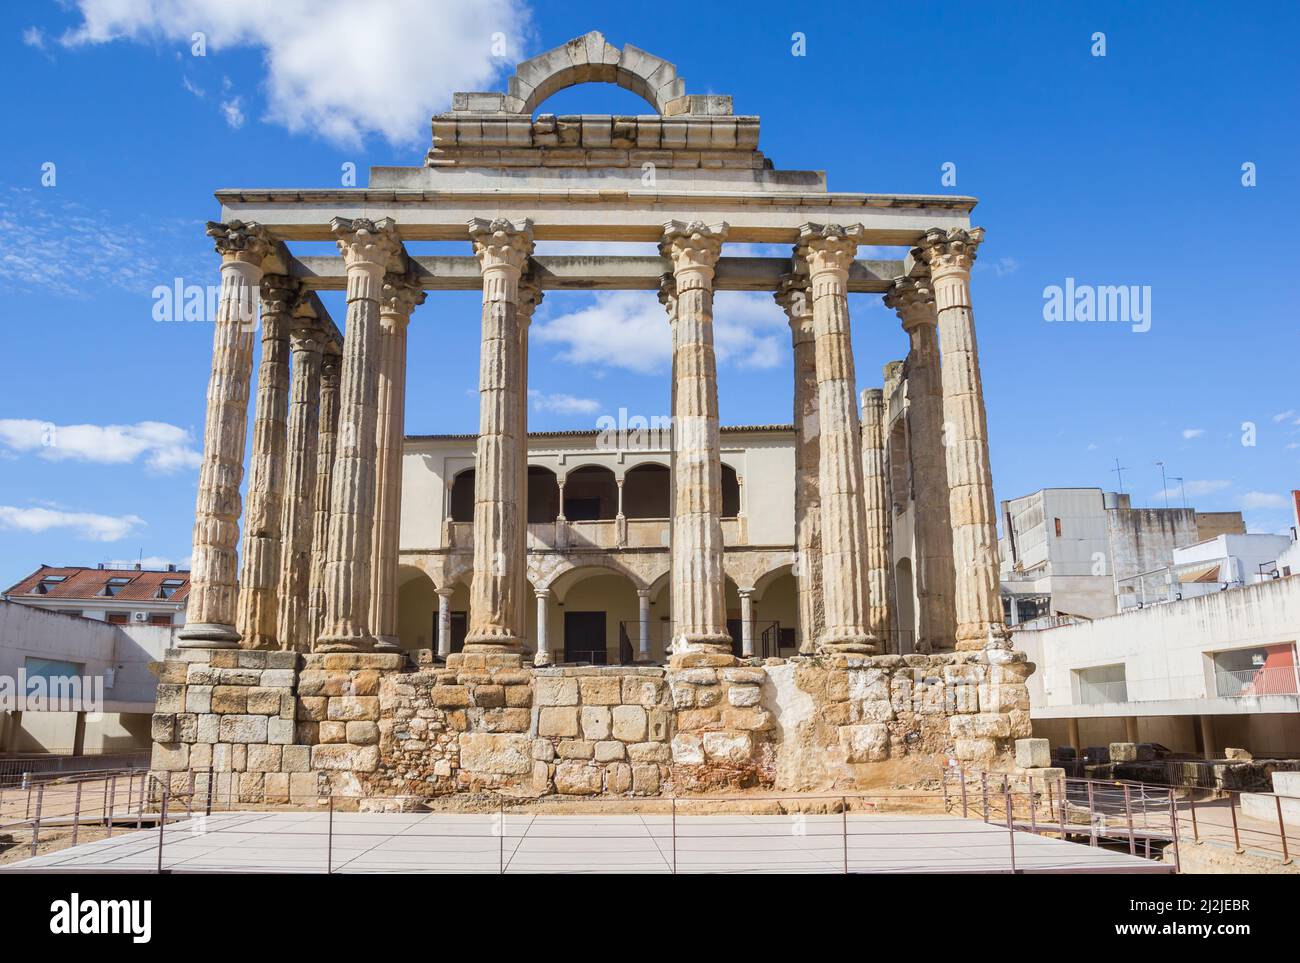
[0,419,202,472]
[529,391,600,416]
[59,0,532,147]
[992,257,1020,277]
[103,554,191,570]
[1154,479,1230,501]
[1272,410,1296,423]
[219,95,245,129]
[1181,428,1205,439]
[533,291,787,375]
[22,26,46,49]
[0,505,145,542]
[182,75,204,97]
[1241,491,1287,510]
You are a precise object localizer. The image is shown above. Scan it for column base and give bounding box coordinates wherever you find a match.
[816,631,879,656]
[176,623,241,649]
[533,651,553,667]
[373,635,402,652]
[668,632,735,668]
[315,632,377,654]
[955,623,1013,652]
[463,631,523,656]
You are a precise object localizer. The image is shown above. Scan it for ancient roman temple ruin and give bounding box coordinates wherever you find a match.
[152,33,1033,802]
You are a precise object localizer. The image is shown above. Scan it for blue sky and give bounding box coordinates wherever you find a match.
[1,1,1297,589]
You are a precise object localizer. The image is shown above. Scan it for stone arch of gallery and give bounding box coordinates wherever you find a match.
[548,564,647,664]
[450,465,562,524]
[622,462,670,519]
[720,462,740,517]
[563,464,619,521]
[395,564,438,652]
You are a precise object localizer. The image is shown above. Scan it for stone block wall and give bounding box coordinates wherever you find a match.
[150,647,1032,804]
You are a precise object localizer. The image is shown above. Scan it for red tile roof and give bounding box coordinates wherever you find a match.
[3,565,190,603]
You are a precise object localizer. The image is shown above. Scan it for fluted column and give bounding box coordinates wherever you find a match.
[637,589,652,662]
[275,320,323,652]
[235,275,296,650]
[317,217,404,653]
[798,222,877,654]
[776,272,824,654]
[516,277,542,661]
[465,217,533,656]
[859,388,891,643]
[913,227,1009,650]
[177,220,271,649]
[660,220,731,664]
[885,275,957,651]
[308,351,341,644]
[370,272,425,651]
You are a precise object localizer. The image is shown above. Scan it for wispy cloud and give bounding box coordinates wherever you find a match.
[103,554,191,570]
[533,291,787,375]
[1154,479,1231,501]
[58,0,532,147]
[22,26,45,50]
[0,419,201,472]
[529,391,601,415]
[1181,428,1205,439]
[219,96,245,129]
[0,505,145,542]
[1241,491,1287,510]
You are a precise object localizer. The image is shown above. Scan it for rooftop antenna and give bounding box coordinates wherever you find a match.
[1110,458,1130,494]
[1156,461,1170,510]
[1170,476,1188,510]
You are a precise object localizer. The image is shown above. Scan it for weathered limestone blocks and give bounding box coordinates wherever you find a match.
[668,664,774,791]
[150,647,301,802]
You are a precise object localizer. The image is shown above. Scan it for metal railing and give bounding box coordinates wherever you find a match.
[1,751,151,789]
[0,768,164,860]
[1214,666,1300,698]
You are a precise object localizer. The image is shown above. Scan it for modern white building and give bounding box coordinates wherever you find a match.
[998,488,1246,627]
[2,565,190,626]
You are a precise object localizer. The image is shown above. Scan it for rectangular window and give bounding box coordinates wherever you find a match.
[1211,644,1298,698]
[157,578,185,599]
[103,577,132,597]
[148,614,173,625]
[1054,517,1063,537]
[106,611,129,624]
[1074,664,1127,703]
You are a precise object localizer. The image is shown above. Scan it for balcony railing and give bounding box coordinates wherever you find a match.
[1214,666,1300,699]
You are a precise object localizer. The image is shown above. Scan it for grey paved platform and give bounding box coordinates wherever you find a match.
[6,811,1172,874]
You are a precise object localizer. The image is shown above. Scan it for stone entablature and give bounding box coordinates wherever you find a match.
[151,648,1031,804]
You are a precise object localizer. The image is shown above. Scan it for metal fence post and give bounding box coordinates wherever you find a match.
[842,796,849,875]
[1087,779,1098,846]
[71,781,84,847]
[327,794,334,874]
[1228,794,1243,854]
[1168,788,1181,873]
[205,765,215,817]
[30,784,44,857]
[156,785,168,874]
[1004,785,1016,873]
[1276,795,1292,865]
[672,795,678,875]
[1123,784,1135,856]
[107,774,117,838]
[498,796,505,875]
[1188,793,1199,843]
[1029,776,1038,835]
[980,772,989,823]
[960,767,968,819]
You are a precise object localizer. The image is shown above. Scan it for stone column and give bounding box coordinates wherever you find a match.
[308,351,341,644]
[318,217,404,653]
[660,221,731,664]
[885,276,957,651]
[177,220,272,649]
[235,275,297,650]
[275,320,323,652]
[739,590,755,658]
[370,272,425,651]
[637,589,652,662]
[516,277,542,660]
[436,586,454,661]
[776,272,824,654]
[465,217,534,656]
[913,227,1010,650]
[534,588,551,666]
[798,222,877,654]
[859,388,891,645]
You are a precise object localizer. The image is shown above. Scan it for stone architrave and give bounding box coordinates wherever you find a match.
[371,271,425,650]
[912,227,1009,650]
[236,274,298,650]
[177,220,272,649]
[797,222,877,655]
[275,319,323,652]
[317,217,404,653]
[465,217,534,656]
[775,271,824,653]
[884,275,957,651]
[660,220,731,664]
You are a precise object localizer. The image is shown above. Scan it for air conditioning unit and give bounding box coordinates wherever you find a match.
[132,611,148,622]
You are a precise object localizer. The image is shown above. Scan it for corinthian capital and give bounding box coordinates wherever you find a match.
[883,275,937,330]
[468,217,534,274]
[380,270,427,318]
[660,220,726,276]
[657,272,678,321]
[517,273,544,321]
[774,271,812,322]
[206,219,273,263]
[260,274,302,316]
[911,226,985,278]
[331,217,405,272]
[796,222,863,278]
